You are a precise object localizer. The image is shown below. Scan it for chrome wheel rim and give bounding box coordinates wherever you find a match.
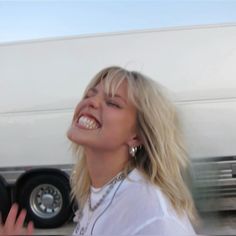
[30,184,63,219]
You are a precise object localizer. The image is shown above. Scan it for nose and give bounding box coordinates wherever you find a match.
[86,94,102,109]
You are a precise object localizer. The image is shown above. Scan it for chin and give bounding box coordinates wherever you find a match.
[67,127,88,146]
[67,126,80,143]
[67,126,73,140]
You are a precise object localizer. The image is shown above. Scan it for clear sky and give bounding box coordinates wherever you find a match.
[0,0,236,43]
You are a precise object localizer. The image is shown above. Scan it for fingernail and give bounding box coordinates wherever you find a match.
[21,209,27,215]
[12,202,19,208]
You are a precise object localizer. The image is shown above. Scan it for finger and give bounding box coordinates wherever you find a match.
[0,212,3,233]
[26,221,34,235]
[5,203,18,231]
[15,209,27,232]
[0,216,2,233]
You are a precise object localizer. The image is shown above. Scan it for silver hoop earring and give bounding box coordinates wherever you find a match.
[129,146,137,157]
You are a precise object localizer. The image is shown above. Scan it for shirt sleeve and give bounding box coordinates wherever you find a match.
[132,217,196,236]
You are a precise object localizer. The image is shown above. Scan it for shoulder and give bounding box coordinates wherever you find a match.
[115,169,170,217]
[110,169,195,235]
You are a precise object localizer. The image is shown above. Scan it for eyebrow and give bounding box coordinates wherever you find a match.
[109,93,127,104]
[87,87,127,104]
[88,87,98,94]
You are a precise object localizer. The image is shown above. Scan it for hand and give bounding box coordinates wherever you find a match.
[0,203,34,235]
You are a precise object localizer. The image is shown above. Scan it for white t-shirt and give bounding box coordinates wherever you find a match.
[73,169,196,235]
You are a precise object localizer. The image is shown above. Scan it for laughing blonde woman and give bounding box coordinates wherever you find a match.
[68,66,197,235]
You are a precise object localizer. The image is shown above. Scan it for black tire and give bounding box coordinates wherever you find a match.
[0,179,11,223]
[18,174,72,228]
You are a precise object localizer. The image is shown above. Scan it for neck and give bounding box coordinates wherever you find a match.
[85,148,129,188]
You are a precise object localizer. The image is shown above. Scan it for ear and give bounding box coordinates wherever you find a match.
[127,134,142,148]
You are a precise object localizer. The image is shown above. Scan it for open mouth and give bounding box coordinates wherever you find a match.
[76,115,101,130]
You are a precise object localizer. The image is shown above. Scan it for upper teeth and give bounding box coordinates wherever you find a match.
[78,116,99,129]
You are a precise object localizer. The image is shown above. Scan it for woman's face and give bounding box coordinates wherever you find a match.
[67,80,139,152]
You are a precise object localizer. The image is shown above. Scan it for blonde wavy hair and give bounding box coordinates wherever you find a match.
[70,66,197,222]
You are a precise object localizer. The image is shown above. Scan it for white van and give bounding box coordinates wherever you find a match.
[0,23,236,228]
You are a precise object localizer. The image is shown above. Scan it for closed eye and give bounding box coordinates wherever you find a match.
[106,100,121,108]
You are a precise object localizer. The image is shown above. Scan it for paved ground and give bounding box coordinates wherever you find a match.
[198,211,236,235]
[34,212,236,235]
[34,222,75,235]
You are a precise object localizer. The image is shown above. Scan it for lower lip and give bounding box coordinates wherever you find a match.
[75,122,99,130]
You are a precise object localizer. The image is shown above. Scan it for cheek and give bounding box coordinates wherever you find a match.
[103,111,136,136]
[72,102,83,121]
